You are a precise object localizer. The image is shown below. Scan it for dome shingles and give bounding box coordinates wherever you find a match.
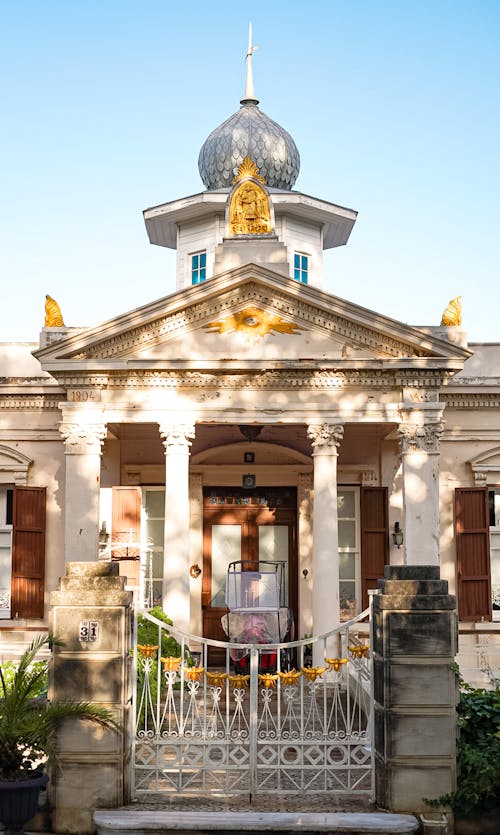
[198,102,300,191]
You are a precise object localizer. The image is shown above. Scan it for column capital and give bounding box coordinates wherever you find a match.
[307,422,344,453]
[159,422,195,451]
[59,420,106,454]
[398,420,444,454]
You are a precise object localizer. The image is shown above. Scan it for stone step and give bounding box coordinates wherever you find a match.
[94,810,420,834]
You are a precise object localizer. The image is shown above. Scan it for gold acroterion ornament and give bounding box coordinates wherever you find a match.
[440,295,462,327]
[44,294,65,327]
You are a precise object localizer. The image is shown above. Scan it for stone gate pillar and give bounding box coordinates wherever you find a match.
[49,562,132,834]
[373,565,457,813]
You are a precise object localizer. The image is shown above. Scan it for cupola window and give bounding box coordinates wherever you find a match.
[191,251,207,285]
[294,252,309,284]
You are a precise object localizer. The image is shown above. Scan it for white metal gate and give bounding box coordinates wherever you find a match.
[132,611,373,797]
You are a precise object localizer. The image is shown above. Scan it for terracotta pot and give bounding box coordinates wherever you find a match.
[0,773,48,835]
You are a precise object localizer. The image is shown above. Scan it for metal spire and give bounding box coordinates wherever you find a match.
[240,22,259,105]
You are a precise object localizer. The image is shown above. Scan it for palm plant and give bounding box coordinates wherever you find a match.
[0,634,121,781]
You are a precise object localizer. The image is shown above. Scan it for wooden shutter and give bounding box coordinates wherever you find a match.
[111,486,142,588]
[455,487,491,621]
[360,487,389,609]
[11,486,46,619]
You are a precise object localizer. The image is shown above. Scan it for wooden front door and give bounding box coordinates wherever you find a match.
[202,488,297,656]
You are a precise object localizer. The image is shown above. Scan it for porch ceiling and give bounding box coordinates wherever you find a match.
[106,421,396,464]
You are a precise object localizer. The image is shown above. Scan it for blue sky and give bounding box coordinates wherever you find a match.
[1,1,499,343]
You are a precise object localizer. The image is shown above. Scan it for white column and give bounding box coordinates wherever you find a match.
[298,473,313,641]
[159,422,195,633]
[307,423,344,656]
[60,414,106,562]
[398,419,443,566]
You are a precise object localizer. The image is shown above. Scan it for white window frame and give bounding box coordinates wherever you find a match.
[293,251,309,284]
[190,250,207,285]
[337,486,361,621]
[141,487,165,610]
[0,487,13,619]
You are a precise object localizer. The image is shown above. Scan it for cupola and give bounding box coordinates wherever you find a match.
[198,26,300,191]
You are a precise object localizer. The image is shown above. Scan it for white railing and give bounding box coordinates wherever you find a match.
[132,608,373,798]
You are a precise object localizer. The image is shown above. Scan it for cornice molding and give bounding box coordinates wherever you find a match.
[52,368,450,391]
[442,392,500,409]
[0,396,61,411]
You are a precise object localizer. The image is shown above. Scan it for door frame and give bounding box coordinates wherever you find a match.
[202,487,298,645]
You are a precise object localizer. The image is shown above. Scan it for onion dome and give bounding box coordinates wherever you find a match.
[198,26,300,191]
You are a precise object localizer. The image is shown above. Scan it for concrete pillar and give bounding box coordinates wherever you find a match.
[307,422,343,654]
[49,562,132,834]
[60,411,106,562]
[373,565,457,813]
[159,422,195,632]
[398,417,443,565]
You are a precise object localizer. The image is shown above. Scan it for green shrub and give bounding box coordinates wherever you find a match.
[0,659,47,698]
[429,672,500,817]
[134,608,191,728]
[137,606,181,659]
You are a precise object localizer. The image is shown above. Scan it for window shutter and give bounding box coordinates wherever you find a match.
[455,487,491,621]
[111,486,142,588]
[360,487,389,610]
[11,486,46,619]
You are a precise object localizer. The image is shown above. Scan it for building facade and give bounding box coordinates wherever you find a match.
[1,49,499,653]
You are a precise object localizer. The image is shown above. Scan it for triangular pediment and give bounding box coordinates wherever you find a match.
[35,264,470,370]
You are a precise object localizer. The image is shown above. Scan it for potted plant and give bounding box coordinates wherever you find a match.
[0,634,120,835]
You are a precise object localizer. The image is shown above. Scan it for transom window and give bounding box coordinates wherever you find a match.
[294,252,308,283]
[191,251,207,285]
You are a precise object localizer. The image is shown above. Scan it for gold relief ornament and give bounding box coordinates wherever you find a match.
[161,656,182,672]
[228,674,250,687]
[137,644,159,659]
[206,672,227,687]
[183,665,205,682]
[44,294,65,327]
[348,645,370,659]
[277,669,302,685]
[301,666,326,682]
[325,657,348,672]
[258,672,279,688]
[205,305,302,343]
[440,295,462,326]
[232,155,266,185]
[229,178,271,235]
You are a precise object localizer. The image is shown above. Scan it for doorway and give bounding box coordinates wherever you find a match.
[202,487,297,658]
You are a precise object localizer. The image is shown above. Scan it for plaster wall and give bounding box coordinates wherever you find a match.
[278,214,323,287]
[176,215,223,289]
[0,342,53,377]
[455,343,500,377]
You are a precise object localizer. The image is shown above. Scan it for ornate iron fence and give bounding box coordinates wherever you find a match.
[132,611,373,798]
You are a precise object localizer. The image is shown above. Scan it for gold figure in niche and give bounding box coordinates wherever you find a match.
[229,179,271,235]
[44,294,65,327]
[440,295,462,326]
